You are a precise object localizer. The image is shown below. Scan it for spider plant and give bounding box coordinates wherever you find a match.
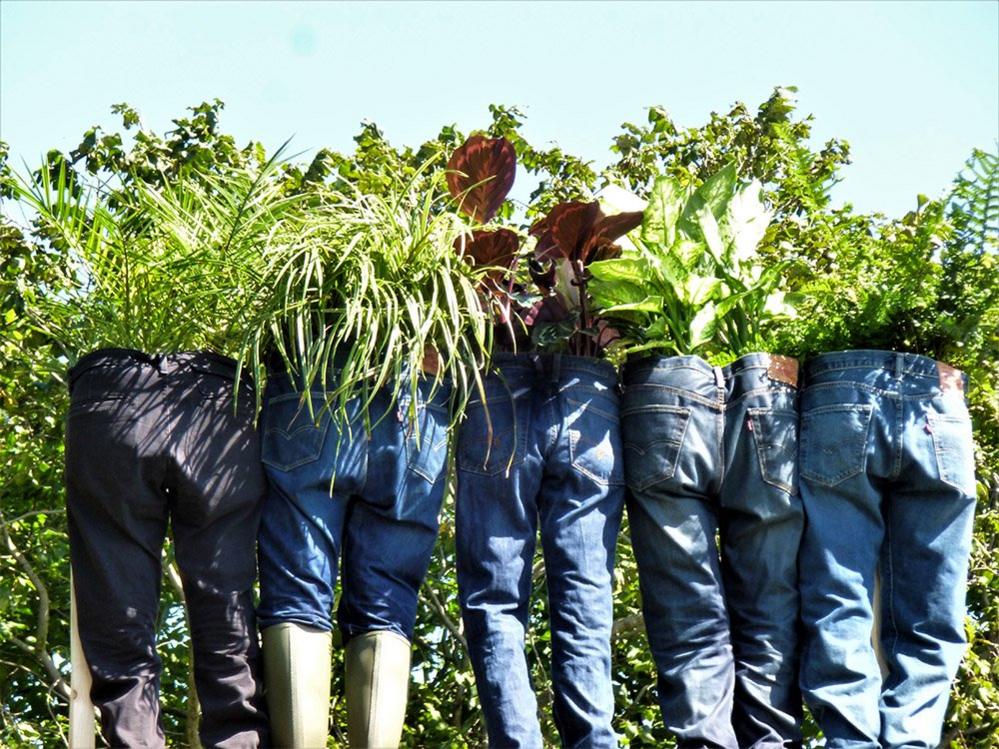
[238,158,494,426]
[11,147,305,362]
[589,163,796,362]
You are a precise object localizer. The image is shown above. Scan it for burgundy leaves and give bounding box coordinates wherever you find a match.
[447,135,520,277]
[531,201,643,266]
[447,135,516,224]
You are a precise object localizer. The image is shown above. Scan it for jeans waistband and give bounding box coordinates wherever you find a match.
[69,347,243,387]
[803,349,966,393]
[489,352,618,384]
[623,352,798,394]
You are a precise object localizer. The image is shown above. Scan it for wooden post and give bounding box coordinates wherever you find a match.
[69,573,96,748]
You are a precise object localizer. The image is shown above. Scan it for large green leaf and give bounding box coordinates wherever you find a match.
[641,175,685,248]
[722,180,772,266]
[678,163,738,239]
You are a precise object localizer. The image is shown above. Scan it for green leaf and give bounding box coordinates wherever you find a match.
[678,162,738,238]
[641,175,685,247]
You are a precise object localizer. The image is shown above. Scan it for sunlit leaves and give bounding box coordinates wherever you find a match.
[446,135,516,223]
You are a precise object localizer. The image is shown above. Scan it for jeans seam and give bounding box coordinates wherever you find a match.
[885,508,899,671]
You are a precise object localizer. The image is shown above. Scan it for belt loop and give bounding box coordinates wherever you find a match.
[713,365,725,389]
[532,354,545,383]
[894,353,905,379]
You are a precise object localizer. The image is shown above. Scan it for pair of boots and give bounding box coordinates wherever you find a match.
[263,623,411,748]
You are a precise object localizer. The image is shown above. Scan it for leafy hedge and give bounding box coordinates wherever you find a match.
[1,90,996,746]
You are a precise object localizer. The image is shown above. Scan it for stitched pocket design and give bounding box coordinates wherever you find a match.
[800,404,873,487]
[621,404,691,491]
[927,412,976,496]
[568,395,623,486]
[261,392,329,472]
[748,407,798,494]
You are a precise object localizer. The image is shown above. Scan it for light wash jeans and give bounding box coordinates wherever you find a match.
[456,353,624,749]
[798,350,977,748]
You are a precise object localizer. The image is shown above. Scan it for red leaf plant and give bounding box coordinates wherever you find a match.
[527,201,642,356]
[447,135,522,343]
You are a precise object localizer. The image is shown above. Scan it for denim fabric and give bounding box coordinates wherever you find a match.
[622,353,803,749]
[65,349,269,748]
[456,353,624,749]
[798,351,977,749]
[257,372,450,642]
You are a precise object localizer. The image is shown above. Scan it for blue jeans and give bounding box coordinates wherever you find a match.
[798,351,977,748]
[622,353,804,749]
[456,353,625,749]
[257,372,450,642]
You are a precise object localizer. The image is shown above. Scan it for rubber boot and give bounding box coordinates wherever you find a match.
[262,622,332,748]
[344,630,412,749]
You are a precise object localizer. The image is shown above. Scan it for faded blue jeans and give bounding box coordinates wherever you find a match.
[798,351,977,748]
[622,353,804,749]
[456,353,625,749]
[257,372,450,642]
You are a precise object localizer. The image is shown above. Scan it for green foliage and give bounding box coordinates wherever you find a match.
[591,165,790,362]
[241,165,494,424]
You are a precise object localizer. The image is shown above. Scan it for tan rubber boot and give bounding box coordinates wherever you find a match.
[262,622,332,748]
[344,630,412,749]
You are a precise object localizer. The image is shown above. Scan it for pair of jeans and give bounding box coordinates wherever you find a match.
[257,371,451,643]
[798,351,977,748]
[65,348,269,748]
[622,353,803,749]
[455,353,625,749]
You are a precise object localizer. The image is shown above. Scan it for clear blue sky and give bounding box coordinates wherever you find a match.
[2,1,996,216]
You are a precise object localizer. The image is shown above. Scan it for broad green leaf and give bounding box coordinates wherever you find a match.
[601,296,665,314]
[641,175,685,248]
[696,207,725,261]
[589,257,649,284]
[723,180,771,266]
[678,162,738,238]
[689,301,718,349]
[590,277,653,308]
[683,275,722,307]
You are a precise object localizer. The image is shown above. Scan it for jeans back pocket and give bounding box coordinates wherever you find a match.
[800,403,873,487]
[621,403,692,491]
[400,394,450,485]
[261,391,330,472]
[567,393,624,486]
[457,396,521,477]
[747,407,799,495]
[927,411,976,496]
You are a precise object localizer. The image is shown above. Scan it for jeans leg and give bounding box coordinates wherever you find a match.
[538,464,623,748]
[628,488,736,748]
[257,385,354,632]
[171,391,270,748]
[720,397,803,748]
[622,372,737,749]
[877,399,977,748]
[66,407,169,748]
[456,373,544,749]
[799,475,883,749]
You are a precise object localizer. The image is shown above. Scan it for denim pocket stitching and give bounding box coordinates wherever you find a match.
[800,403,873,487]
[622,404,691,491]
[747,407,798,495]
[927,412,975,496]
[261,395,330,472]
[457,427,519,477]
